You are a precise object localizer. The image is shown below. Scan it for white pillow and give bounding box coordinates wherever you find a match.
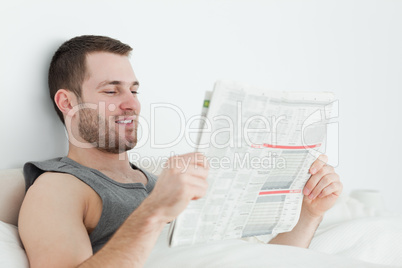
[0,221,29,268]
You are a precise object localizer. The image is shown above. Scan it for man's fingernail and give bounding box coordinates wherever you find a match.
[303,188,310,195]
[310,168,316,174]
[309,193,315,200]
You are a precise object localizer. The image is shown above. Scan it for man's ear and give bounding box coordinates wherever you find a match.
[54,89,78,120]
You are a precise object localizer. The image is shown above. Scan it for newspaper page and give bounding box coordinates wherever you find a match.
[168,80,335,247]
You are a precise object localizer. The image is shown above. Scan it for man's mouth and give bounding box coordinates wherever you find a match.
[115,116,136,124]
[115,119,134,124]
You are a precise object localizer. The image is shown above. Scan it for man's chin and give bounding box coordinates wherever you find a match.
[96,140,137,154]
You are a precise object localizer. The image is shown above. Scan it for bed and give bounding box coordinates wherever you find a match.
[1,168,401,268]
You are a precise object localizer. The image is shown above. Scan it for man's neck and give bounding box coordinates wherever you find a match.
[67,143,132,174]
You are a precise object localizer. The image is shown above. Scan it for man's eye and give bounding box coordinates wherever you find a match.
[105,91,116,94]
[131,91,139,95]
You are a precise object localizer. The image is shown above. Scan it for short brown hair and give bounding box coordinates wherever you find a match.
[48,35,133,124]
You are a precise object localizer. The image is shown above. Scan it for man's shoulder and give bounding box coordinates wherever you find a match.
[24,157,71,174]
[36,171,80,183]
[29,171,91,200]
[23,157,91,190]
[23,156,95,205]
[22,171,95,224]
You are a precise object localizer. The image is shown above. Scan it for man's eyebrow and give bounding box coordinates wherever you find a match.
[96,80,140,89]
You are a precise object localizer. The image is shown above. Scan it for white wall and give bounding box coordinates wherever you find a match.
[1,0,401,213]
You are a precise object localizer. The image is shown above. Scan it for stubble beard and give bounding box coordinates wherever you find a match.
[78,108,137,154]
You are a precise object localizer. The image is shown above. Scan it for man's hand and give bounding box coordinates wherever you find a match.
[144,152,209,223]
[269,154,342,248]
[302,154,342,219]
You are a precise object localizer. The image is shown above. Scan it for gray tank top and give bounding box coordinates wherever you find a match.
[23,156,157,253]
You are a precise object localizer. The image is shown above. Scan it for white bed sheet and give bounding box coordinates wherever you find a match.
[310,216,402,266]
[145,225,393,268]
[145,194,402,267]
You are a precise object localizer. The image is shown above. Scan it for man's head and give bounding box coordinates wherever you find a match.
[50,35,140,154]
[49,35,133,124]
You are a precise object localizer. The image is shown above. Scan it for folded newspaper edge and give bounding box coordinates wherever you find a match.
[168,80,335,247]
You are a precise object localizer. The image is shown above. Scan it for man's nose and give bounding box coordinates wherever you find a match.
[119,90,140,111]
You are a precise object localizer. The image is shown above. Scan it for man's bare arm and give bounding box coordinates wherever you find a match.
[78,200,167,268]
[268,202,323,248]
[80,153,209,267]
[19,172,95,268]
[19,153,209,268]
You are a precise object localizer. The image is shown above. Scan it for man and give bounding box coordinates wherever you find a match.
[19,35,342,268]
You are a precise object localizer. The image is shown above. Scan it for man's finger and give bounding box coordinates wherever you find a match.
[309,154,328,175]
[167,152,209,171]
[189,178,209,200]
[191,152,209,168]
[318,181,343,198]
[308,173,339,200]
[173,152,209,168]
[303,165,336,196]
[183,164,210,179]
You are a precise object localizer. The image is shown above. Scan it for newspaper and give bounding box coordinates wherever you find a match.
[168,80,335,247]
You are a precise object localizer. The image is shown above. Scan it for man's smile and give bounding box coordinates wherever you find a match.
[115,116,136,125]
[115,119,134,124]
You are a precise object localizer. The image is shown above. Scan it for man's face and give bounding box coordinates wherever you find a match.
[76,52,140,154]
